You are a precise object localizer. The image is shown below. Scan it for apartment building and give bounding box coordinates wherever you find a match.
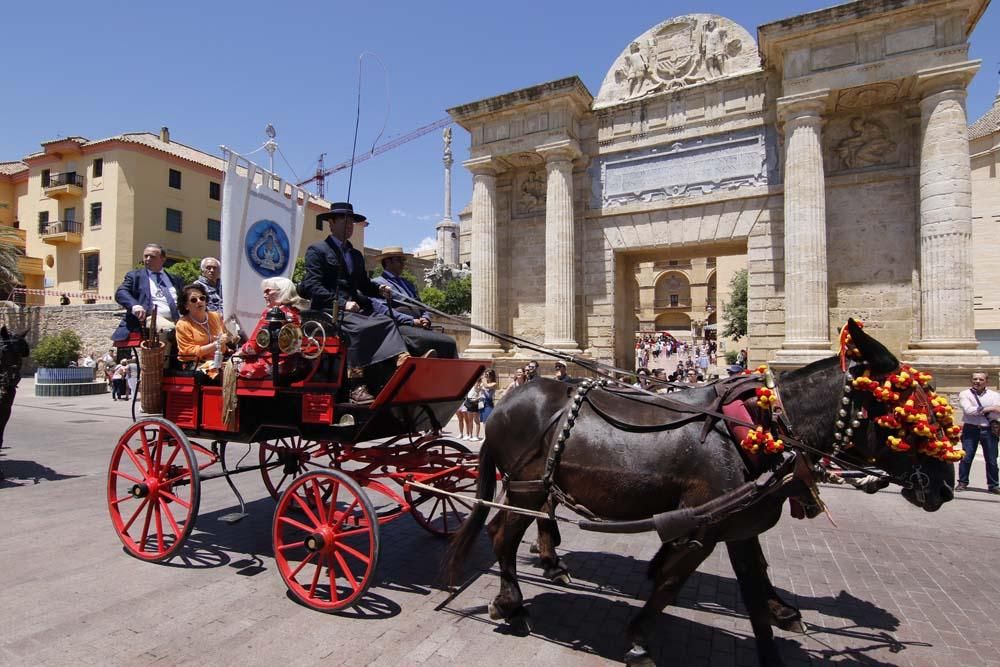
[0,128,345,305]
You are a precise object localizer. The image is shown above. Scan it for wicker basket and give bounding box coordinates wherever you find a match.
[137,341,166,414]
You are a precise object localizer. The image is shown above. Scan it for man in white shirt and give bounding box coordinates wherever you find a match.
[957,371,1000,493]
[111,243,184,342]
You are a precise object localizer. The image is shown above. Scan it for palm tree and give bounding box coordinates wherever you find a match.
[0,226,24,300]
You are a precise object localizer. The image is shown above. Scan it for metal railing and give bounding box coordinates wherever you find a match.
[45,172,84,188]
[38,219,83,235]
[653,299,692,309]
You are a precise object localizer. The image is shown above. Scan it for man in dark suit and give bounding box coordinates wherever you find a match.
[371,247,457,359]
[112,243,183,343]
[298,203,408,403]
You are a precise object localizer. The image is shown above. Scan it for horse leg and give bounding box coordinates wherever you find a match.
[534,515,571,584]
[0,390,10,450]
[625,540,715,667]
[485,509,535,624]
[726,538,790,667]
[726,537,804,633]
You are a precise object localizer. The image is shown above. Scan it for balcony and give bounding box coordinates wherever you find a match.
[2,226,26,249]
[39,219,82,245]
[17,255,43,276]
[654,299,692,309]
[43,172,84,199]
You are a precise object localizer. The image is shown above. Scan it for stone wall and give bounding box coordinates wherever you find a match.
[0,303,121,372]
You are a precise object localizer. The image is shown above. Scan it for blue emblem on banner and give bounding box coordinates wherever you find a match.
[245,220,290,277]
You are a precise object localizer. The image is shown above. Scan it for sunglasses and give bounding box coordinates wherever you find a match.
[188,296,207,303]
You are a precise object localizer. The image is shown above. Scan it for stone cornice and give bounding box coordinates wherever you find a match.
[536,139,582,163]
[447,77,593,127]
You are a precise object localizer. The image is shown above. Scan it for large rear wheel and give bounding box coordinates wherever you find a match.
[403,439,481,537]
[258,436,340,500]
[107,418,208,562]
[273,471,380,612]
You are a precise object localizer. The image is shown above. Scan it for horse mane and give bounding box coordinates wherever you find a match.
[776,355,845,452]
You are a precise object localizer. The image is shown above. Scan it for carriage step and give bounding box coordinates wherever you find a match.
[219,512,249,524]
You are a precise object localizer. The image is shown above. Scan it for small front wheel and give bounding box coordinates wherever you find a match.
[273,471,380,612]
[404,439,479,537]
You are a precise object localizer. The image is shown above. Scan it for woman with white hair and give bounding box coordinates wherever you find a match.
[237,277,310,380]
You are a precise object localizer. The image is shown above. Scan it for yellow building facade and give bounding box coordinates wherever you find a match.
[0,128,347,305]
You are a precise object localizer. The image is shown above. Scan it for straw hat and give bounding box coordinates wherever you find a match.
[375,246,413,263]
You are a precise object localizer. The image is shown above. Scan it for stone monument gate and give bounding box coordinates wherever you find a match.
[449,0,993,387]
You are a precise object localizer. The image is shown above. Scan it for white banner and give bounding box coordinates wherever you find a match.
[220,151,307,333]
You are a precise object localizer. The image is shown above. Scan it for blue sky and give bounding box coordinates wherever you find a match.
[2,0,997,252]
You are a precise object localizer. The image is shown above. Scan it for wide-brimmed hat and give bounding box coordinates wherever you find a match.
[317,201,367,225]
[727,364,744,374]
[554,360,566,369]
[374,246,413,263]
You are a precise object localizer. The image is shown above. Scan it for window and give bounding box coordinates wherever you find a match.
[207,218,221,242]
[92,158,103,178]
[82,253,99,291]
[90,202,102,228]
[168,169,182,189]
[38,211,49,224]
[64,207,75,222]
[209,181,220,200]
[166,208,183,233]
[670,294,679,307]
[41,169,50,187]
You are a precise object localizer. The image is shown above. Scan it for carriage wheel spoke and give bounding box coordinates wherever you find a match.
[334,540,371,566]
[158,489,191,510]
[111,493,133,506]
[122,445,148,477]
[111,470,142,484]
[138,429,153,467]
[122,497,149,533]
[139,501,154,551]
[314,478,332,524]
[287,551,317,580]
[277,540,305,552]
[154,502,165,553]
[291,490,322,526]
[163,443,181,468]
[307,555,324,599]
[159,498,181,539]
[278,515,315,533]
[334,498,360,531]
[331,527,370,539]
[334,551,361,593]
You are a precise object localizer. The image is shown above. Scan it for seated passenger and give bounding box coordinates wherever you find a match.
[371,247,458,359]
[238,277,310,380]
[174,284,237,365]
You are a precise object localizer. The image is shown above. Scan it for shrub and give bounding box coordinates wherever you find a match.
[725,350,739,365]
[32,330,83,368]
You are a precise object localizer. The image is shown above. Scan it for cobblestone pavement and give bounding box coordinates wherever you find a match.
[1,382,998,666]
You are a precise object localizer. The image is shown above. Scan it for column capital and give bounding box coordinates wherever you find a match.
[916,61,980,99]
[463,155,506,176]
[536,139,582,164]
[776,89,831,125]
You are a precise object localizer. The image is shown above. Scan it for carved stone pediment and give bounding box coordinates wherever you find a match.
[594,14,760,110]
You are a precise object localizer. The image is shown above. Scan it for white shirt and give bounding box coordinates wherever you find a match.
[147,270,177,323]
[82,356,96,368]
[958,387,1000,427]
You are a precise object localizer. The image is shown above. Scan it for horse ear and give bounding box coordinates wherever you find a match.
[847,319,898,374]
[0,326,8,339]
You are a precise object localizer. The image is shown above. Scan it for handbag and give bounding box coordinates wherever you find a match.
[971,392,1000,436]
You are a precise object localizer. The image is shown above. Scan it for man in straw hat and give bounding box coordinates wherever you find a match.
[299,202,408,403]
[372,246,458,359]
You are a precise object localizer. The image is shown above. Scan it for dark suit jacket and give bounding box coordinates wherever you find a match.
[372,274,430,326]
[111,268,184,341]
[299,236,381,312]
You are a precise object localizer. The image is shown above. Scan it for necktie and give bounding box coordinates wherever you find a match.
[395,276,415,298]
[154,272,178,319]
[342,241,355,275]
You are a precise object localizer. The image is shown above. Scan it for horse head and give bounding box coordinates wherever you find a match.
[838,319,955,512]
[0,326,30,376]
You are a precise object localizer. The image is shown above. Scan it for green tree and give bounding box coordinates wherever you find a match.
[0,226,24,299]
[441,276,471,315]
[292,257,306,284]
[721,269,748,341]
[32,330,82,368]
[418,285,446,311]
[165,257,203,285]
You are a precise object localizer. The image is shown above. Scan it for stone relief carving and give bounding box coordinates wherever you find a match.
[518,170,547,214]
[835,117,897,170]
[835,82,901,111]
[595,14,760,109]
[591,127,777,208]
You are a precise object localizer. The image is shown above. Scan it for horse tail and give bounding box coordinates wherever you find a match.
[444,446,497,584]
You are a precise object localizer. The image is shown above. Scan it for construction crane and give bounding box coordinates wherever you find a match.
[298,117,453,195]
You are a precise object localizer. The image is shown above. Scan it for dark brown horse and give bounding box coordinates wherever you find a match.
[0,326,30,476]
[446,321,954,666]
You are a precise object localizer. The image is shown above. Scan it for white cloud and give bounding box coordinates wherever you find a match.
[411,236,437,253]
[416,212,441,221]
[390,208,408,217]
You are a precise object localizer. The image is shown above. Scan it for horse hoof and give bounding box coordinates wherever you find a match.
[487,601,504,620]
[542,565,572,585]
[625,645,655,667]
[528,541,540,554]
[778,618,807,634]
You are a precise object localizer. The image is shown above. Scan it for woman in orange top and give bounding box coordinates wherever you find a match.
[174,284,236,364]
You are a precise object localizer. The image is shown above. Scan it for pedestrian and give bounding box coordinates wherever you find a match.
[479,369,498,423]
[553,360,575,383]
[126,358,139,400]
[460,380,483,441]
[957,371,1000,493]
[111,361,128,401]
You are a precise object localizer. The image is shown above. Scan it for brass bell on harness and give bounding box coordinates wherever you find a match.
[836,420,845,429]
[838,409,848,418]
[851,420,861,428]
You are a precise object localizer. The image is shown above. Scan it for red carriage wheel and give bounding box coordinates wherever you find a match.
[258,436,340,500]
[107,418,204,562]
[403,439,483,537]
[273,471,380,612]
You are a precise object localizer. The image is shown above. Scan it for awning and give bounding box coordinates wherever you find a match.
[704,323,718,330]
[78,247,101,254]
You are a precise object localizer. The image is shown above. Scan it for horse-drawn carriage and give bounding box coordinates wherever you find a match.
[108,309,489,612]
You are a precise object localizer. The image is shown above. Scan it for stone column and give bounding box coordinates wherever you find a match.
[538,140,582,353]
[773,90,832,367]
[905,61,986,363]
[464,156,504,355]
[436,133,460,267]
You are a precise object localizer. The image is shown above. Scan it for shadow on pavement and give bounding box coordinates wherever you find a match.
[0,457,83,487]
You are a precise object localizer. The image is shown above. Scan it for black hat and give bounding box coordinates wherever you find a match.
[317,202,367,225]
